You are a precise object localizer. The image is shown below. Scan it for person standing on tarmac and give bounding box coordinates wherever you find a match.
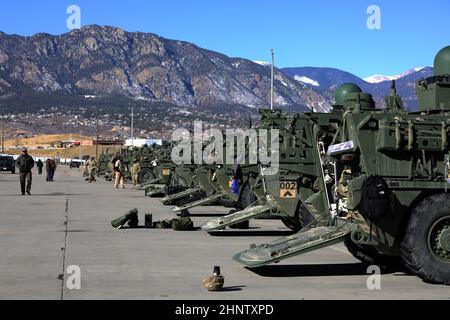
[45,158,51,181]
[131,159,141,188]
[114,156,125,189]
[88,157,97,183]
[49,158,57,181]
[36,159,43,175]
[15,148,34,195]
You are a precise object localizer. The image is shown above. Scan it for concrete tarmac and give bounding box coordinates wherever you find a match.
[0,167,449,300]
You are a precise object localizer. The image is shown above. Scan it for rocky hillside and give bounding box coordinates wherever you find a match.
[0,25,330,113]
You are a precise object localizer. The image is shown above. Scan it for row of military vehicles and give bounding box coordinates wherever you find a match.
[99,47,450,285]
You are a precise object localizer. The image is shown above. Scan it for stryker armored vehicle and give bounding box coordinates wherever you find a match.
[141,143,182,196]
[202,87,354,232]
[96,152,113,177]
[170,110,287,217]
[159,163,204,205]
[234,46,450,285]
[160,139,217,205]
[168,137,244,211]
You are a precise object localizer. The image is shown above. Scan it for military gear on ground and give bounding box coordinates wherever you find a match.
[172,217,194,231]
[144,213,153,228]
[202,266,224,291]
[152,219,172,229]
[111,209,139,229]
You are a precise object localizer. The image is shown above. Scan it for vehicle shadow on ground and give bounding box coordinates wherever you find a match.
[31,193,89,196]
[207,230,295,237]
[0,193,88,196]
[247,263,408,277]
[116,226,203,231]
[177,213,225,217]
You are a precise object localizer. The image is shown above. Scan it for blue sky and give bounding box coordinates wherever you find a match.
[0,0,449,78]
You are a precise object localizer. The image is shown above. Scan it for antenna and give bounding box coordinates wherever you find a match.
[270,48,275,110]
[131,106,134,147]
[391,80,397,96]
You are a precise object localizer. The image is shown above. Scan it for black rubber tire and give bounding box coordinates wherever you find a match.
[239,184,255,210]
[229,220,250,229]
[139,168,156,184]
[298,204,317,228]
[218,199,237,208]
[280,204,315,232]
[226,210,250,229]
[344,238,401,267]
[281,217,302,232]
[400,193,450,285]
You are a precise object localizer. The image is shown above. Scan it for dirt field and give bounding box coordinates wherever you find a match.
[3,134,123,158]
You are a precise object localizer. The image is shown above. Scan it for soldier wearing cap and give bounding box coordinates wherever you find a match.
[15,148,35,195]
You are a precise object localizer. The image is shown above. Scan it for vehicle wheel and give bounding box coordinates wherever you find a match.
[281,216,302,232]
[344,238,401,267]
[400,193,450,285]
[139,168,155,183]
[239,184,255,209]
[280,204,310,232]
[228,210,250,229]
[11,169,15,174]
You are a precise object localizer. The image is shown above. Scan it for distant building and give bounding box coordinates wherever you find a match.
[81,140,94,146]
[94,139,124,146]
[73,139,123,146]
[124,138,167,147]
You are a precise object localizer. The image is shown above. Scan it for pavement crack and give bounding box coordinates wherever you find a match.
[60,197,70,300]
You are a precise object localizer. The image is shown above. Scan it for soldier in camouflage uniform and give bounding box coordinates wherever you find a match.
[88,157,97,183]
[130,159,141,188]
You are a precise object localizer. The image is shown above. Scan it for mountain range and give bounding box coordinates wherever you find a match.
[281,66,433,110]
[0,25,329,114]
[0,25,434,115]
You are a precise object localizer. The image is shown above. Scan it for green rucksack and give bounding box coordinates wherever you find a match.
[171,217,194,231]
[111,209,139,229]
[152,219,172,229]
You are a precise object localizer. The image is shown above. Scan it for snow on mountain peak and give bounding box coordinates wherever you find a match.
[294,75,320,87]
[364,67,425,84]
[253,60,271,67]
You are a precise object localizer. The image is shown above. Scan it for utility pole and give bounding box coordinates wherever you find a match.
[79,125,83,161]
[270,48,275,110]
[1,119,5,154]
[95,120,99,160]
